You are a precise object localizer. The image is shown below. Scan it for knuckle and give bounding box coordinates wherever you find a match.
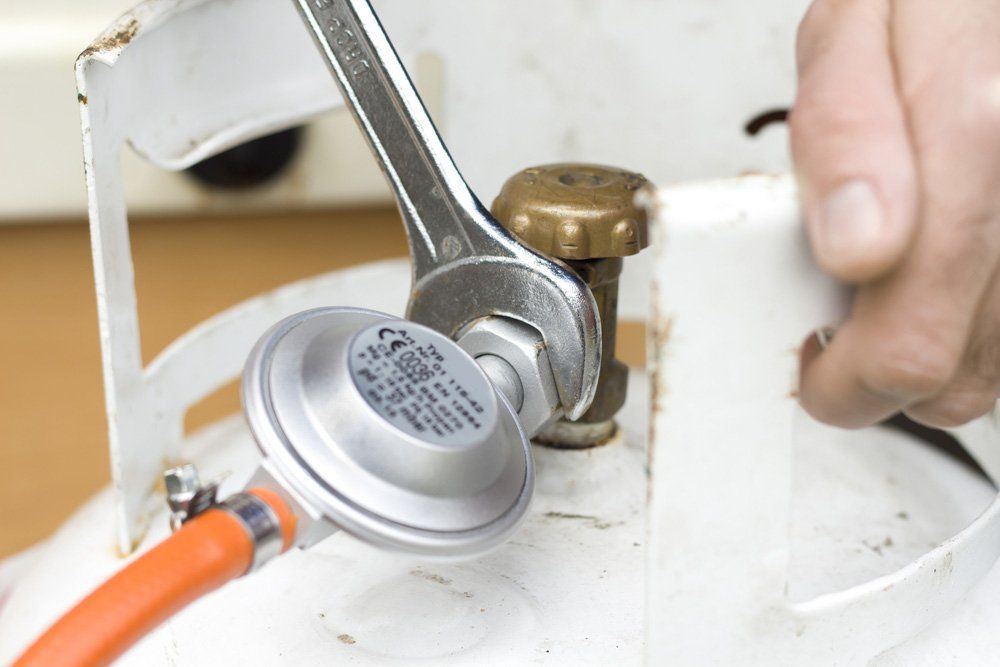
[795,0,870,65]
[904,69,1000,156]
[964,102,1000,144]
[789,90,876,152]
[799,392,867,429]
[861,341,962,400]
[906,392,999,429]
[967,335,1000,381]
[795,2,829,55]
[796,0,845,44]
[787,99,814,140]
[948,75,1000,141]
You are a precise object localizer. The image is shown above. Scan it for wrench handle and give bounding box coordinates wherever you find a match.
[295,0,495,276]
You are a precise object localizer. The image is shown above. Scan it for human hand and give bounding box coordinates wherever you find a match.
[792,0,1000,429]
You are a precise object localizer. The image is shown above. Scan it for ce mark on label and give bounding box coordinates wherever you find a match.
[378,327,411,353]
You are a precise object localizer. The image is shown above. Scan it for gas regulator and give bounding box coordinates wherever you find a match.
[168,0,651,563]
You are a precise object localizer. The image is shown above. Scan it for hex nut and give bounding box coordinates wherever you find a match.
[458,317,562,438]
[476,353,525,412]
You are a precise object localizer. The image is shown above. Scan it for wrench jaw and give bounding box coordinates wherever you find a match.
[292,0,602,420]
[406,252,602,422]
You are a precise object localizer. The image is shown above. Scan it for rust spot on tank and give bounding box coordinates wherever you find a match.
[337,634,356,645]
[79,16,140,59]
[409,568,451,585]
[545,511,597,520]
[77,93,88,105]
[649,311,673,413]
[652,316,673,357]
[543,511,617,530]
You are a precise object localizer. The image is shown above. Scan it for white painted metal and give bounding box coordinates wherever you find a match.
[0,0,134,219]
[4,0,807,220]
[645,175,1000,665]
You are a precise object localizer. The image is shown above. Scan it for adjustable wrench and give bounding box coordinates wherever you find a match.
[293,0,601,419]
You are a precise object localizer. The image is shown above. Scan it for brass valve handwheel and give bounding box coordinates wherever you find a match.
[493,163,651,447]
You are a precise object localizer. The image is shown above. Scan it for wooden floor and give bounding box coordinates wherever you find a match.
[0,208,644,558]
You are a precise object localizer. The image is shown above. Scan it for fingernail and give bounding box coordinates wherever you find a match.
[814,181,885,263]
[814,325,837,349]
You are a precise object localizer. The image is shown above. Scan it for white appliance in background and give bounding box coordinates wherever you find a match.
[0,0,807,220]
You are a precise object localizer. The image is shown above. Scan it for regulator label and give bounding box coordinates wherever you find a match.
[348,322,496,446]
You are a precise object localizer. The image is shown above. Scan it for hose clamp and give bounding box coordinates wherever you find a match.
[164,465,284,573]
[219,493,284,573]
[164,464,220,532]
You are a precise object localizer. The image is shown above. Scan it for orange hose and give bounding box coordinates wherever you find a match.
[13,490,294,667]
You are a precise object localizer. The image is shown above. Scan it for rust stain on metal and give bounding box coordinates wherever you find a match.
[543,511,616,530]
[651,316,673,363]
[337,634,356,645]
[408,568,475,598]
[77,93,88,105]
[647,271,673,501]
[79,16,140,58]
[862,537,894,557]
[409,568,451,585]
[545,511,598,521]
[648,310,673,414]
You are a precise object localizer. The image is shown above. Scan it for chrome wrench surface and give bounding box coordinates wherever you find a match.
[294,0,600,419]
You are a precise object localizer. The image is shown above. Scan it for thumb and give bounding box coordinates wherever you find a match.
[791,0,918,283]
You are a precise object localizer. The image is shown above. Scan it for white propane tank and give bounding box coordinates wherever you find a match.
[3,1,1000,665]
[3,191,1000,663]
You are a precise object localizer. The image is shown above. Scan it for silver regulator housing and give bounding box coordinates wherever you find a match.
[240,307,542,558]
